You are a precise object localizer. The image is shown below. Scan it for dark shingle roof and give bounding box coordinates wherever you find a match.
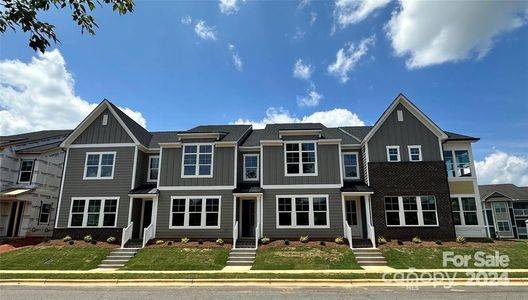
[186,125,251,142]
[445,131,479,142]
[339,126,373,142]
[233,182,264,194]
[341,182,374,193]
[0,130,71,153]
[149,131,180,148]
[479,184,528,201]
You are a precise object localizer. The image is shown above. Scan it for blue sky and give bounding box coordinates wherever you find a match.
[0,0,527,184]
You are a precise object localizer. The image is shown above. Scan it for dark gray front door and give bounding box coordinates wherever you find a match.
[241,200,255,237]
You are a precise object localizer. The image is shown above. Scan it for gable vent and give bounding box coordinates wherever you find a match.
[102,114,109,126]
[397,110,403,122]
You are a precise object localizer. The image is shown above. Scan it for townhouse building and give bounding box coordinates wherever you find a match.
[53,94,487,248]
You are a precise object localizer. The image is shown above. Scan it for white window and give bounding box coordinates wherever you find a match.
[38,203,52,224]
[18,159,34,183]
[276,195,329,228]
[83,152,116,179]
[182,144,213,177]
[384,196,438,226]
[285,142,317,175]
[451,197,479,226]
[147,156,160,182]
[342,152,359,179]
[243,154,259,181]
[69,197,118,227]
[408,145,422,162]
[443,150,472,177]
[497,221,510,232]
[169,196,221,228]
[386,146,400,162]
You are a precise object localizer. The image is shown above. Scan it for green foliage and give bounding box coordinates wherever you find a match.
[456,236,466,244]
[260,236,270,245]
[181,237,189,244]
[334,236,344,244]
[299,235,309,243]
[377,236,387,245]
[83,235,92,243]
[412,236,422,244]
[0,0,135,52]
[63,235,72,242]
[106,236,116,244]
[155,240,165,245]
[215,238,224,245]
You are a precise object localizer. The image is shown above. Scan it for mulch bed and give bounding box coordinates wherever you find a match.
[378,239,517,249]
[146,240,231,248]
[259,240,349,250]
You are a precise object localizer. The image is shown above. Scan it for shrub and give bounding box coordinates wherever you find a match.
[284,239,290,245]
[181,237,189,244]
[412,236,422,244]
[435,240,443,245]
[456,236,466,244]
[168,241,173,245]
[484,237,494,243]
[42,237,50,243]
[216,238,224,245]
[155,240,165,245]
[90,240,97,245]
[319,241,326,246]
[63,235,72,242]
[260,236,270,245]
[198,239,203,245]
[397,240,404,246]
[83,235,92,243]
[334,236,344,244]
[69,240,74,245]
[299,235,309,243]
[106,236,117,244]
[377,236,387,245]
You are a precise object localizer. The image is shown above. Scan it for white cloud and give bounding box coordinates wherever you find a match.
[194,20,217,41]
[386,0,528,69]
[232,107,365,129]
[475,150,528,186]
[334,0,391,28]
[297,83,322,107]
[0,49,146,135]
[293,26,306,40]
[327,35,375,83]
[219,0,244,15]
[293,59,313,80]
[297,0,311,10]
[181,15,192,25]
[228,44,243,71]
[310,12,317,26]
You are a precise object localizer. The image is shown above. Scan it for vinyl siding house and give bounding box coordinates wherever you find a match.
[53,94,488,248]
[0,130,70,238]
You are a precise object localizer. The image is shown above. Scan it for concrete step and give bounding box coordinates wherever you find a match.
[228,256,256,262]
[358,261,387,266]
[107,254,135,259]
[356,257,386,262]
[98,263,126,268]
[102,259,129,264]
[226,260,254,266]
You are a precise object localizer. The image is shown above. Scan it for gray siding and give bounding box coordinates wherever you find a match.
[368,104,441,162]
[237,150,260,185]
[159,146,235,187]
[263,144,341,185]
[342,147,364,182]
[155,189,234,239]
[134,150,151,187]
[262,188,344,238]
[73,108,133,144]
[57,147,135,228]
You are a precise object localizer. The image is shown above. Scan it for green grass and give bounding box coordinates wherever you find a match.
[382,241,528,269]
[0,246,111,270]
[123,247,230,270]
[252,246,361,270]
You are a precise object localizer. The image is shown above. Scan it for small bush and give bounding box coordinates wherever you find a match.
[299,235,309,243]
[334,236,344,244]
[435,240,443,245]
[168,241,173,245]
[106,236,117,244]
[456,236,466,244]
[216,238,224,245]
[83,235,92,243]
[319,241,326,246]
[68,240,74,245]
[42,237,50,243]
[63,235,72,242]
[412,236,422,244]
[284,239,290,245]
[260,236,270,245]
[198,239,203,245]
[377,236,387,245]
[181,237,189,244]
[90,240,97,245]
[155,240,165,245]
[484,237,494,243]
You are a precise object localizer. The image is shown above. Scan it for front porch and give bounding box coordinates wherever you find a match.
[341,183,376,249]
[123,184,159,248]
[232,187,263,250]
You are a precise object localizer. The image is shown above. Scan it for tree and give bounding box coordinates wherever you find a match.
[0,0,134,52]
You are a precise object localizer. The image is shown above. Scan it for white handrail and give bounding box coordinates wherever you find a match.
[345,221,353,249]
[233,221,239,249]
[121,222,133,248]
[367,223,376,248]
[254,223,260,250]
[142,223,154,248]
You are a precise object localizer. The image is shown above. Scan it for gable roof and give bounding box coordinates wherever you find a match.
[479,184,528,201]
[106,101,152,146]
[445,131,480,142]
[185,125,252,142]
[362,94,448,145]
[0,130,71,154]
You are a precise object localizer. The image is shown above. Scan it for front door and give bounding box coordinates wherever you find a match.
[241,200,255,237]
[345,199,362,238]
[6,201,25,237]
[492,202,514,238]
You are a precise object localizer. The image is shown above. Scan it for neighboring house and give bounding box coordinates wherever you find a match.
[0,130,71,238]
[53,94,487,248]
[479,184,528,240]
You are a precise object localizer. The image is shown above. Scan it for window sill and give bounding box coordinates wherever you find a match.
[386,225,439,227]
[168,226,221,230]
[284,173,318,177]
[83,177,114,180]
[181,175,214,179]
[276,225,330,229]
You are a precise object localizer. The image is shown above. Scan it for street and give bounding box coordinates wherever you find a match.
[1,285,528,300]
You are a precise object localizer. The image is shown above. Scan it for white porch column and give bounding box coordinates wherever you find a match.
[152,196,158,238]
[365,195,376,248]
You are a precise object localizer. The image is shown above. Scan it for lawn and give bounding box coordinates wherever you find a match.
[0,246,111,270]
[252,245,361,270]
[123,247,230,270]
[382,240,528,269]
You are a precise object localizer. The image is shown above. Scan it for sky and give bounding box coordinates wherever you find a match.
[0,0,527,185]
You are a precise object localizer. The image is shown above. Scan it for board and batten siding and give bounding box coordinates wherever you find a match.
[134,150,152,187]
[262,188,344,238]
[56,147,135,228]
[368,103,441,162]
[263,143,341,185]
[159,146,235,187]
[73,108,133,144]
[155,189,234,239]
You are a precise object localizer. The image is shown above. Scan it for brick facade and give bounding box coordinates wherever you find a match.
[369,161,456,241]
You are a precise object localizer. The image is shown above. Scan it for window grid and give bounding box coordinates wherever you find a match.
[83,152,116,179]
[386,146,401,162]
[443,150,472,177]
[243,154,259,181]
[38,203,51,224]
[408,145,422,161]
[182,144,213,177]
[18,159,34,183]
[285,142,317,176]
[169,196,221,228]
[276,195,329,228]
[343,152,359,179]
[384,196,438,227]
[69,198,118,227]
[148,156,160,182]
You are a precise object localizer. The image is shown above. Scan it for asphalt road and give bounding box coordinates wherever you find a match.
[1,285,528,300]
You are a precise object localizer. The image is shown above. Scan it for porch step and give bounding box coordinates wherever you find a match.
[96,247,139,269]
[235,238,256,249]
[352,248,388,268]
[125,239,143,248]
[226,248,257,267]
